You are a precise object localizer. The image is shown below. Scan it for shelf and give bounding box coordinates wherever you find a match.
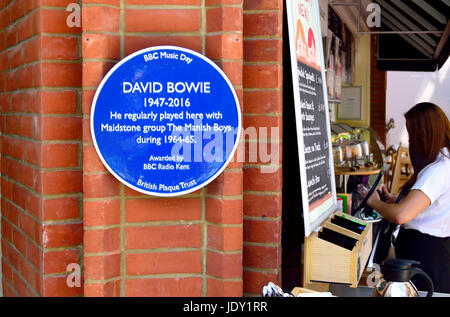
[328,99,341,104]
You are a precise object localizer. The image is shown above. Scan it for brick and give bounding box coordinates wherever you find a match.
[3,200,19,225]
[207,171,243,196]
[0,93,11,112]
[11,91,26,112]
[206,0,241,5]
[82,61,115,87]
[43,276,83,297]
[206,198,243,224]
[5,70,17,91]
[206,251,242,279]
[26,239,43,271]
[4,115,19,135]
[24,37,41,63]
[41,170,83,195]
[243,64,282,89]
[42,222,83,248]
[26,90,42,114]
[243,245,280,269]
[126,277,202,297]
[243,90,282,114]
[214,61,242,87]
[2,259,13,285]
[83,145,107,173]
[5,25,17,48]
[124,35,202,56]
[11,0,26,22]
[243,193,281,218]
[243,12,281,37]
[2,281,17,297]
[84,279,121,297]
[17,66,33,89]
[12,183,27,209]
[42,143,79,168]
[244,39,281,62]
[41,63,82,87]
[9,45,24,69]
[81,119,94,146]
[244,0,283,10]
[243,167,282,191]
[43,197,80,221]
[19,259,40,293]
[13,272,29,297]
[243,219,280,243]
[243,116,282,141]
[125,9,200,33]
[82,6,120,32]
[31,10,41,35]
[206,279,242,297]
[41,9,81,34]
[0,8,11,30]
[12,227,27,255]
[126,225,202,249]
[32,63,41,88]
[19,213,35,241]
[3,242,20,271]
[127,251,202,275]
[43,249,80,274]
[125,198,201,222]
[4,157,20,181]
[84,253,121,280]
[126,0,200,4]
[25,141,40,166]
[82,33,120,60]
[84,199,120,226]
[243,270,280,295]
[2,136,26,160]
[83,173,120,198]
[82,89,95,115]
[18,17,33,41]
[207,225,242,251]
[1,218,13,242]
[41,36,78,60]
[18,115,34,138]
[207,7,242,32]
[40,0,79,7]
[83,228,120,253]
[206,34,242,60]
[244,139,282,165]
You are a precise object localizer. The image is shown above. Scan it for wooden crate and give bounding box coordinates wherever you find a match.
[291,287,335,297]
[303,212,372,288]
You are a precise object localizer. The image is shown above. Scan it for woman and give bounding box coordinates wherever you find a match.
[364,102,450,293]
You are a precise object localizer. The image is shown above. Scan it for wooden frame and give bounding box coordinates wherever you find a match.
[286,0,337,237]
[338,86,362,120]
[303,212,373,287]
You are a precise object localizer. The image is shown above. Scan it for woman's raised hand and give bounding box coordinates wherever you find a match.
[379,185,397,204]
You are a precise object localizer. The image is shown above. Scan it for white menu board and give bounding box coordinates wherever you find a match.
[286,0,337,236]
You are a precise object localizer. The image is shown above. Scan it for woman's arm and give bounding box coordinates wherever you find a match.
[379,185,398,204]
[367,189,431,224]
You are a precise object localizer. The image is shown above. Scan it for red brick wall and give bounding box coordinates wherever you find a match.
[0,0,283,297]
[82,0,245,297]
[242,0,283,296]
[370,34,386,145]
[0,0,83,296]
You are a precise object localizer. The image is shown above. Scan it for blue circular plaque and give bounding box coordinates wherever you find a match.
[91,46,241,196]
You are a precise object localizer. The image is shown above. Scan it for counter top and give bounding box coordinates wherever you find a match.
[329,284,450,297]
[334,166,381,176]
